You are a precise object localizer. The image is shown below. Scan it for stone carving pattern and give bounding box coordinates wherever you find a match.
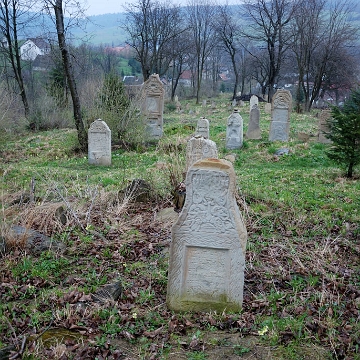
[273,91,292,109]
[168,168,245,306]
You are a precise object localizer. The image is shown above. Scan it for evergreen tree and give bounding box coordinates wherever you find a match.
[326,88,360,177]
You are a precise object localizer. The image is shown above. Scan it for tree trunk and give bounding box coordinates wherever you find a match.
[53,0,87,151]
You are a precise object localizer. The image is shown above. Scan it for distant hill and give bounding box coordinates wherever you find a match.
[73,13,128,46]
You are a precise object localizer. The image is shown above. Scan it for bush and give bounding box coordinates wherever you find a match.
[326,88,360,178]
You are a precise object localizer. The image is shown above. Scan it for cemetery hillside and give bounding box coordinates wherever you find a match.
[0,0,360,359]
[0,93,359,359]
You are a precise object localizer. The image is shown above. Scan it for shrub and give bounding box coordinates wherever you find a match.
[326,88,360,178]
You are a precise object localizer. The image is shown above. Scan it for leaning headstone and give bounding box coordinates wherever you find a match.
[232,99,237,107]
[195,117,209,139]
[141,74,164,140]
[246,104,261,139]
[264,103,272,114]
[269,89,292,141]
[318,109,332,144]
[249,95,258,110]
[186,137,218,171]
[167,158,247,312]
[226,109,243,149]
[88,119,111,166]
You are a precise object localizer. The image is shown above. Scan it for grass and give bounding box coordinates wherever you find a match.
[0,94,359,359]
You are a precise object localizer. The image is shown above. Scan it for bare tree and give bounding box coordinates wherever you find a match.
[291,0,358,111]
[216,5,243,98]
[43,0,87,151]
[0,0,38,118]
[242,0,297,101]
[123,0,184,82]
[186,0,218,103]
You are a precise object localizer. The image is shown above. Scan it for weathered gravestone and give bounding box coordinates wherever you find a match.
[269,89,292,141]
[141,74,164,139]
[88,119,111,166]
[167,158,247,312]
[186,136,218,172]
[249,95,258,110]
[264,103,272,114]
[246,104,261,139]
[318,109,332,144]
[195,117,210,139]
[226,109,243,149]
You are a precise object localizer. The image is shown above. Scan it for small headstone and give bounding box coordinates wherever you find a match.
[141,74,164,139]
[232,99,237,107]
[186,137,218,171]
[269,89,292,141]
[167,158,247,312]
[195,117,210,139]
[264,103,272,114]
[202,99,207,107]
[246,104,261,139]
[249,95,258,110]
[318,109,332,144]
[88,119,111,166]
[226,109,243,149]
[174,95,179,103]
[239,100,244,107]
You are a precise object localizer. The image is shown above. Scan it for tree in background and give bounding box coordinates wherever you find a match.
[291,0,357,112]
[0,0,38,119]
[186,0,217,103]
[326,88,360,178]
[43,0,87,151]
[123,0,184,82]
[242,0,296,101]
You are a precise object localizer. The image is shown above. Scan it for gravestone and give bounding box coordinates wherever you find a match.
[88,119,111,166]
[246,104,261,139]
[232,99,237,107]
[141,74,164,139]
[202,99,207,107]
[249,95,258,110]
[264,103,272,114]
[226,109,243,149]
[318,109,332,144]
[269,89,292,141]
[186,136,218,171]
[167,158,247,312]
[195,117,209,139]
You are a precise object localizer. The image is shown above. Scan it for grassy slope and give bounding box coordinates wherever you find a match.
[0,95,359,359]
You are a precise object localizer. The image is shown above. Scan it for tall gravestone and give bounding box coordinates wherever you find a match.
[186,137,218,172]
[246,104,261,139]
[269,89,292,141]
[88,119,111,166]
[264,103,272,114]
[167,158,247,312]
[249,95,258,110]
[141,74,164,139]
[318,109,332,144]
[195,117,210,139]
[226,109,243,149]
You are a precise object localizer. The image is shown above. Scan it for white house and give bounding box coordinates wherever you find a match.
[20,38,50,61]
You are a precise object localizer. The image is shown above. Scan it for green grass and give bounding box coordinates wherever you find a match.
[0,94,359,359]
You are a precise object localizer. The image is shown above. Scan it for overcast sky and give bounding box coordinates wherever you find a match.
[84,0,126,15]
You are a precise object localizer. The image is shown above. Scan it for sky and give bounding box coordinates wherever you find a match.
[84,0,127,16]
